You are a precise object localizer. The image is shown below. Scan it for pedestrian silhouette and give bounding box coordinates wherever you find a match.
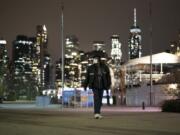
[83,55,111,119]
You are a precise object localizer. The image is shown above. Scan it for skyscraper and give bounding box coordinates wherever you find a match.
[13,35,34,77]
[0,39,9,76]
[12,25,50,95]
[128,8,142,59]
[111,35,122,67]
[62,35,80,87]
[36,25,49,90]
[12,35,40,99]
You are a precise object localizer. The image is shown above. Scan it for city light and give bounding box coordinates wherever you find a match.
[0,40,7,44]
[0,2,179,108]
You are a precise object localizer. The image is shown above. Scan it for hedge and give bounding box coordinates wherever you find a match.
[161,99,180,113]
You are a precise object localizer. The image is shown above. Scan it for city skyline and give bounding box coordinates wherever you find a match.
[0,0,180,62]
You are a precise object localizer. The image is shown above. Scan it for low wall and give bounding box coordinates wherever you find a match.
[36,96,50,107]
[126,84,175,106]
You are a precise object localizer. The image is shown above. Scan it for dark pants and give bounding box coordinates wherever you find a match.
[93,89,104,114]
[106,90,110,105]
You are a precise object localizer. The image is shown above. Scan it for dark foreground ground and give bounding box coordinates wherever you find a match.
[0,107,180,135]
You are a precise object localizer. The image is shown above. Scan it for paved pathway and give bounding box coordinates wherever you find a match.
[0,106,178,135]
[0,102,161,112]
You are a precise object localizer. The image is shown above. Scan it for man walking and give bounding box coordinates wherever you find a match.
[83,55,111,119]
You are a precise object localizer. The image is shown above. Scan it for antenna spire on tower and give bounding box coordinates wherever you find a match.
[61,1,64,11]
[134,8,137,27]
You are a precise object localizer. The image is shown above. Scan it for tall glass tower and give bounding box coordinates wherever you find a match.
[0,39,8,76]
[128,8,142,59]
[13,35,34,76]
[64,35,80,88]
[36,25,49,90]
[111,35,122,67]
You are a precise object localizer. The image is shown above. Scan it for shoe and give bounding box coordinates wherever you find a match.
[94,114,103,119]
[98,114,103,119]
[94,114,99,119]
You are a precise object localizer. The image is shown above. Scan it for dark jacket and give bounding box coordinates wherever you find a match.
[83,63,111,90]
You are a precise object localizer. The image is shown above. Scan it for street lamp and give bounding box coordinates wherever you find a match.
[149,0,153,106]
[60,1,65,106]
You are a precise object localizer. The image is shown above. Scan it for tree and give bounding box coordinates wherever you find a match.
[0,61,7,98]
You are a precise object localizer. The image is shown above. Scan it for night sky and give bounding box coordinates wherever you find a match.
[0,0,180,62]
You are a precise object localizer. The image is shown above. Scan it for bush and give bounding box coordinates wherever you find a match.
[162,99,180,113]
[50,96,58,104]
[7,92,16,101]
